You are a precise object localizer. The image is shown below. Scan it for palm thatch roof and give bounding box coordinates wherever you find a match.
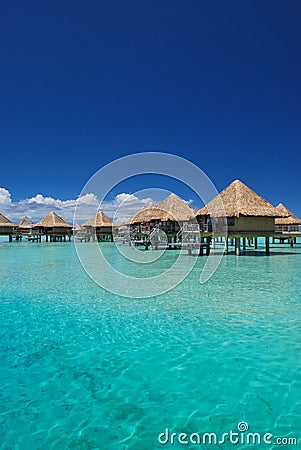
[0,213,14,227]
[17,216,34,229]
[275,203,301,225]
[82,211,114,227]
[73,223,85,231]
[34,211,72,228]
[196,180,284,218]
[127,195,195,224]
[126,202,162,224]
[157,193,196,221]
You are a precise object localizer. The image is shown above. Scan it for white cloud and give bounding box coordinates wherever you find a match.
[0,187,196,224]
[115,193,137,204]
[27,194,61,206]
[0,187,12,205]
[76,193,99,205]
[101,193,153,223]
[0,187,154,224]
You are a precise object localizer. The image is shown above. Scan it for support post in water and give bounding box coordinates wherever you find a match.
[235,237,240,256]
[265,237,270,255]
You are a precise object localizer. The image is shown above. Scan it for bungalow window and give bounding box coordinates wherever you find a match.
[227,217,235,226]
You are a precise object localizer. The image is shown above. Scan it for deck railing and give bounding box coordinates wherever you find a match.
[182,222,200,232]
[275,225,301,233]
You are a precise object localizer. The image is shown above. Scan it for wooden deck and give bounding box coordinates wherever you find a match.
[121,229,301,256]
[0,227,299,256]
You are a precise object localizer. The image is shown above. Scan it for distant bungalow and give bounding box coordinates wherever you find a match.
[0,213,14,241]
[17,216,34,232]
[127,193,196,243]
[34,211,72,242]
[196,180,286,255]
[12,216,34,241]
[275,203,301,233]
[82,211,114,241]
[157,194,196,233]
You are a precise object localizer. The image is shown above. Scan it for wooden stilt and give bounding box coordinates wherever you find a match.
[199,237,204,256]
[225,238,228,254]
[265,237,270,255]
[235,237,240,256]
[242,238,246,250]
[254,237,258,249]
[206,238,211,256]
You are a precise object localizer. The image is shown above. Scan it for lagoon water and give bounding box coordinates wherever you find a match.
[0,240,300,449]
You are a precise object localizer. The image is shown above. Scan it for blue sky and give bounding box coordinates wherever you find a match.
[0,1,301,220]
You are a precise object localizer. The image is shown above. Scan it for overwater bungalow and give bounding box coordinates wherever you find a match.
[125,201,171,247]
[128,194,195,238]
[73,224,90,242]
[125,194,198,246]
[196,180,286,255]
[82,211,114,241]
[0,213,14,241]
[14,216,34,240]
[157,194,196,233]
[273,203,301,246]
[17,216,34,230]
[34,211,72,242]
[274,203,301,233]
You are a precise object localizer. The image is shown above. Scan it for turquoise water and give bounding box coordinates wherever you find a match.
[0,240,300,449]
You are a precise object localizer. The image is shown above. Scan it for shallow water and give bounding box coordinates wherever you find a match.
[0,240,300,449]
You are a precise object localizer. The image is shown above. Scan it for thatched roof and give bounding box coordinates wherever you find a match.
[275,203,301,225]
[126,202,163,224]
[127,195,195,224]
[157,194,196,221]
[82,211,114,227]
[73,223,85,231]
[17,216,34,229]
[197,180,283,218]
[0,213,14,227]
[34,211,72,228]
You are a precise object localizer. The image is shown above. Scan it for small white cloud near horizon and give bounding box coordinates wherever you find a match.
[0,187,157,224]
[0,187,12,205]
